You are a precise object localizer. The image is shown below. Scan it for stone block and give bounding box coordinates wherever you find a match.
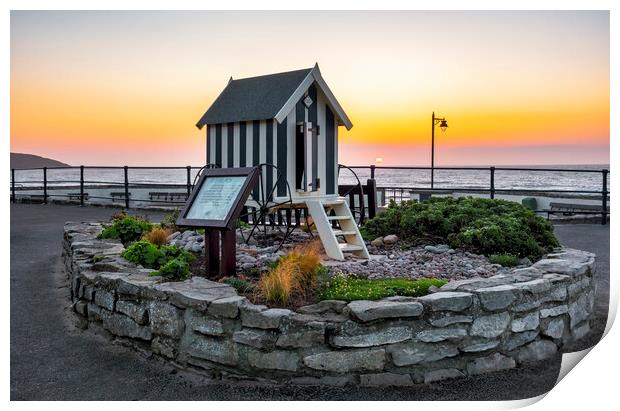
[116,300,148,325]
[303,349,386,372]
[503,331,539,351]
[429,314,473,327]
[568,292,592,328]
[156,278,237,311]
[388,342,458,366]
[516,340,558,363]
[415,327,467,343]
[233,329,277,349]
[470,312,511,338]
[242,307,291,329]
[87,303,103,321]
[101,311,152,341]
[276,326,325,348]
[208,296,247,318]
[511,312,540,333]
[424,368,466,383]
[533,258,589,276]
[149,301,185,338]
[297,300,348,315]
[460,339,499,353]
[247,350,300,371]
[513,279,551,294]
[94,289,116,311]
[542,317,565,339]
[540,305,568,318]
[347,300,423,322]
[572,322,590,340]
[360,372,413,387]
[467,353,515,375]
[418,292,473,312]
[331,325,411,348]
[186,335,238,365]
[193,319,225,337]
[477,285,517,311]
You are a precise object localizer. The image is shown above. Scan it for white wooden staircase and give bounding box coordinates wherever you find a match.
[304,197,370,261]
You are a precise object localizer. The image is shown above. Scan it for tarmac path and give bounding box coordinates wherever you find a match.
[10,204,609,400]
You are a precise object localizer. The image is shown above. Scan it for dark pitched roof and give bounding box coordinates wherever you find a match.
[196,68,313,128]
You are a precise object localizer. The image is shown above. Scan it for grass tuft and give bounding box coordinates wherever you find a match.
[319,276,447,302]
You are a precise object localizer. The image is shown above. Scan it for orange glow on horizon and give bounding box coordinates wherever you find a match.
[10,11,609,166]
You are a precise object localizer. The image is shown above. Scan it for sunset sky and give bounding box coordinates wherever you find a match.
[10,10,609,166]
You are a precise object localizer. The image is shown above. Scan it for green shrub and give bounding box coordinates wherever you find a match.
[320,275,446,301]
[488,253,520,267]
[363,197,559,260]
[155,258,191,281]
[121,241,195,271]
[98,216,153,245]
[160,208,181,230]
[121,240,167,269]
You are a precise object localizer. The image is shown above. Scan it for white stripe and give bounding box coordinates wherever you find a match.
[246,121,253,167]
[233,123,240,168]
[317,92,326,196]
[286,111,296,197]
[221,124,228,168]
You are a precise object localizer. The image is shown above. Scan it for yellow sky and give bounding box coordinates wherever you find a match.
[10,11,609,166]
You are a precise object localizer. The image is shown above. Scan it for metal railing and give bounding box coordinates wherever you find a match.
[10,164,610,224]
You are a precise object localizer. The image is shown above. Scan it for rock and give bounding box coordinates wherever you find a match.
[511,312,540,333]
[540,305,568,318]
[533,258,590,276]
[429,314,473,327]
[383,235,399,245]
[519,257,532,266]
[503,331,539,351]
[116,300,148,325]
[94,289,115,311]
[332,326,411,347]
[347,300,424,322]
[303,349,386,372]
[151,336,177,358]
[467,353,515,375]
[247,350,300,371]
[186,335,238,365]
[276,327,325,348]
[297,300,347,314]
[360,373,413,387]
[371,237,384,247]
[516,340,558,363]
[233,329,277,349]
[568,292,592,328]
[193,318,225,336]
[101,310,152,341]
[415,327,467,343]
[208,296,247,318]
[477,285,517,311]
[470,312,511,338]
[513,279,551,294]
[149,301,185,338]
[167,231,181,241]
[542,318,565,339]
[242,307,292,329]
[572,322,590,340]
[388,342,458,366]
[418,292,473,312]
[460,339,500,352]
[191,243,203,253]
[424,244,450,254]
[424,368,465,383]
[237,254,258,265]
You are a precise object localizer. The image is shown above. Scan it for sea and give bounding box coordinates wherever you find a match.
[11,164,610,193]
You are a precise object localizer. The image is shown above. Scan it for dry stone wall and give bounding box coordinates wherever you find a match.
[63,221,596,386]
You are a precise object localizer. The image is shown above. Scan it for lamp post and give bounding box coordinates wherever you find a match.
[431,111,448,188]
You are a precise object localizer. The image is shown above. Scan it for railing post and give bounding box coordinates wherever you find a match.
[43,167,48,204]
[602,168,608,225]
[370,164,376,180]
[490,166,495,199]
[80,165,85,206]
[366,177,377,220]
[11,168,15,203]
[124,166,130,209]
[186,165,192,197]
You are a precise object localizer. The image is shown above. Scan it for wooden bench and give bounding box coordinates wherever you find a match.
[68,192,89,201]
[546,202,606,217]
[149,192,169,201]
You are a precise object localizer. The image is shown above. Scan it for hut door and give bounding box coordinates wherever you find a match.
[295,122,317,192]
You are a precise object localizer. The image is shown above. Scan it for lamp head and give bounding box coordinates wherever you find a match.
[439,119,448,132]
